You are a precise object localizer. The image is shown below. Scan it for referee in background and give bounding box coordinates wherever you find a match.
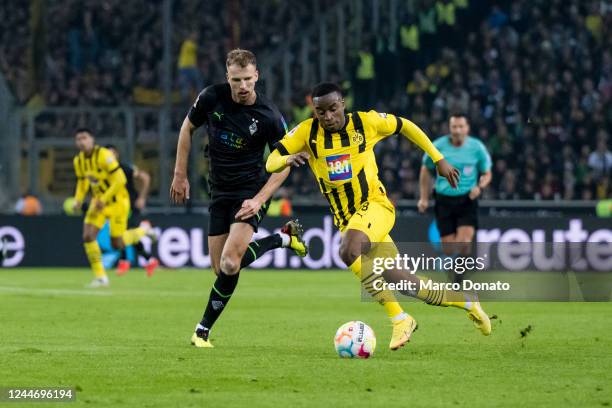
[418,113,492,281]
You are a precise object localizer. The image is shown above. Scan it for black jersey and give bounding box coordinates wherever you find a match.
[120,162,137,205]
[187,83,287,193]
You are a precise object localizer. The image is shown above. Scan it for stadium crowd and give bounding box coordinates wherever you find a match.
[284,0,612,201]
[1,0,610,201]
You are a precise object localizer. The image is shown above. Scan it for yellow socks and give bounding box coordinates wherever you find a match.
[84,241,105,278]
[122,227,146,246]
[416,282,470,310]
[349,256,406,320]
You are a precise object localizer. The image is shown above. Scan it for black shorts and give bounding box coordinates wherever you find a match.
[434,192,478,237]
[208,190,269,236]
[127,206,142,228]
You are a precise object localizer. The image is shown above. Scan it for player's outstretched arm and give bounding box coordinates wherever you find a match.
[417,165,433,213]
[398,118,443,162]
[73,179,89,212]
[266,149,310,173]
[73,157,90,211]
[133,168,151,210]
[101,165,128,205]
[235,167,290,221]
[398,118,459,188]
[170,117,195,204]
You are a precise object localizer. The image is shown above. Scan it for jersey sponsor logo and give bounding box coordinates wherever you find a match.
[218,132,245,149]
[326,153,353,181]
[463,165,474,176]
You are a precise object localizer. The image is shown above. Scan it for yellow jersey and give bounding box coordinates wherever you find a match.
[73,145,129,204]
[276,110,402,228]
[178,39,197,68]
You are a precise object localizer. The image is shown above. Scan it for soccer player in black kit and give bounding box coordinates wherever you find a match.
[170,49,307,348]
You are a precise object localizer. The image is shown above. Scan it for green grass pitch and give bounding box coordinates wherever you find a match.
[1,268,611,407]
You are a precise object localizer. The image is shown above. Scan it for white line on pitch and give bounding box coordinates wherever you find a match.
[0,286,113,296]
[0,286,207,298]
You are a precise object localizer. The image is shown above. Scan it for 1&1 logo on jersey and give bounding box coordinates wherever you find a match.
[326,154,352,181]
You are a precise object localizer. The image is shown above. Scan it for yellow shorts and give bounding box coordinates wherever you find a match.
[341,197,396,243]
[84,198,130,238]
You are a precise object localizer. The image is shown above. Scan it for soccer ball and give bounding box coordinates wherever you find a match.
[334,321,376,358]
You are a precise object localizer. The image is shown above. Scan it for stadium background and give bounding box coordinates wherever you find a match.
[0,0,610,266]
[1,2,612,407]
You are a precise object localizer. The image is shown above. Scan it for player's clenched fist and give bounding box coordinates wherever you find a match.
[286,152,310,167]
[170,174,190,204]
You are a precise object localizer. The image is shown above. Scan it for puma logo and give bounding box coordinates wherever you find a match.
[213,112,224,121]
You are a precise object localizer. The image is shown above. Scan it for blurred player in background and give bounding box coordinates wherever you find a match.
[171,49,308,348]
[418,114,492,282]
[72,129,154,288]
[106,145,159,277]
[267,83,491,350]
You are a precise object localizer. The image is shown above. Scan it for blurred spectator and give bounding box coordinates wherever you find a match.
[1,0,611,201]
[588,137,612,180]
[267,188,293,217]
[177,31,202,101]
[353,42,376,110]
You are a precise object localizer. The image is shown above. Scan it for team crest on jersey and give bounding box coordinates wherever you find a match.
[326,153,353,181]
[352,131,364,144]
[249,118,258,135]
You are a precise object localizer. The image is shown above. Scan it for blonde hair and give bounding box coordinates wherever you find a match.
[226,49,257,68]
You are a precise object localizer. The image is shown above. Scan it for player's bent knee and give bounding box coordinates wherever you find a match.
[220,255,240,275]
[339,243,361,267]
[82,231,96,243]
[110,238,125,250]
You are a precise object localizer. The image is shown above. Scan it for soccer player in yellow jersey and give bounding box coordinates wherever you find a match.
[72,128,153,287]
[266,83,491,350]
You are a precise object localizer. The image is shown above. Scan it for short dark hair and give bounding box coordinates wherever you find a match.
[74,127,94,136]
[226,49,257,68]
[449,113,469,122]
[311,82,343,98]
